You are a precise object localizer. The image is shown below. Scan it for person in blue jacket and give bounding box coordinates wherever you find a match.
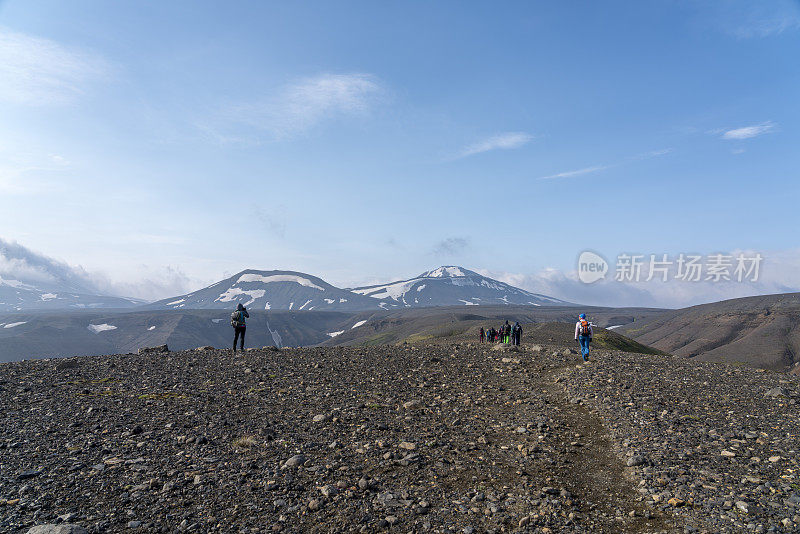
[574,313,593,361]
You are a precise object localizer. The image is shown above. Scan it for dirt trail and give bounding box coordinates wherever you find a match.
[479,347,682,533]
[539,361,677,532]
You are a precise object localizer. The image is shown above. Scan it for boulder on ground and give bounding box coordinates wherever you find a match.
[138,344,169,355]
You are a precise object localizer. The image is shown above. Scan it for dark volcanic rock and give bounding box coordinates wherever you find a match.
[137,344,168,355]
[1,336,797,533]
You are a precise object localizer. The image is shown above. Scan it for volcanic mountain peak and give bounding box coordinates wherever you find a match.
[352,265,568,308]
[146,269,381,311]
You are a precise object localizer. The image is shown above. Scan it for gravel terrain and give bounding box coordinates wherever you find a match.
[0,336,797,533]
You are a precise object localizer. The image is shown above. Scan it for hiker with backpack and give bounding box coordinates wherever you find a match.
[513,322,522,346]
[479,327,486,343]
[231,303,250,352]
[574,313,592,361]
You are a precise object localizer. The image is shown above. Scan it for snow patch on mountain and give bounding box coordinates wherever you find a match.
[424,266,466,278]
[215,288,266,306]
[4,321,27,328]
[88,323,117,333]
[237,273,324,291]
[352,279,419,300]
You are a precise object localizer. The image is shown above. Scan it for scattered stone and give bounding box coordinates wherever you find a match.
[765,387,791,398]
[283,454,307,468]
[626,455,646,467]
[27,526,88,534]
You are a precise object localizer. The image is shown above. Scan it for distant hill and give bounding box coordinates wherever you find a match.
[351,266,569,308]
[0,309,371,362]
[618,293,800,372]
[0,305,663,363]
[0,277,140,312]
[323,305,664,348]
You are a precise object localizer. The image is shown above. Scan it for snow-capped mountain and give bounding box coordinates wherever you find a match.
[0,276,140,312]
[351,266,569,308]
[146,266,569,312]
[145,270,383,311]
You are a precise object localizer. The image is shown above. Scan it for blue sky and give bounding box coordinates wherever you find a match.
[0,0,798,306]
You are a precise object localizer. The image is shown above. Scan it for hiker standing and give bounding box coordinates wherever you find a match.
[513,322,522,346]
[231,303,250,352]
[479,327,485,343]
[503,321,510,344]
[575,313,592,361]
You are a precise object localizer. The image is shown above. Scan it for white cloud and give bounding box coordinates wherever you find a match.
[479,248,800,309]
[0,28,109,106]
[538,165,608,180]
[0,237,198,301]
[456,132,532,159]
[89,265,197,302]
[722,121,776,140]
[223,73,384,139]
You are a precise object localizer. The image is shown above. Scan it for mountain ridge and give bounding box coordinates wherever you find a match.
[143,266,569,312]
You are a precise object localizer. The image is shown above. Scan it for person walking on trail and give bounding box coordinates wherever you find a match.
[575,313,592,361]
[479,327,486,343]
[513,322,522,346]
[504,321,511,344]
[231,302,250,352]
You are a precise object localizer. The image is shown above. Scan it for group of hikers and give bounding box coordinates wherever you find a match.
[478,314,594,361]
[229,302,593,361]
[480,320,523,346]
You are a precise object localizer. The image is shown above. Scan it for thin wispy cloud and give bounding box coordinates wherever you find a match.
[724,2,800,38]
[432,237,469,256]
[456,132,532,159]
[537,148,671,180]
[721,121,776,140]
[0,28,109,106]
[225,73,384,139]
[633,148,673,159]
[538,165,608,180]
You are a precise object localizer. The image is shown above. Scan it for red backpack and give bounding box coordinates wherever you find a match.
[580,319,591,336]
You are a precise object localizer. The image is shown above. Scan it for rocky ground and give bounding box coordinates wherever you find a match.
[0,336,798,533]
